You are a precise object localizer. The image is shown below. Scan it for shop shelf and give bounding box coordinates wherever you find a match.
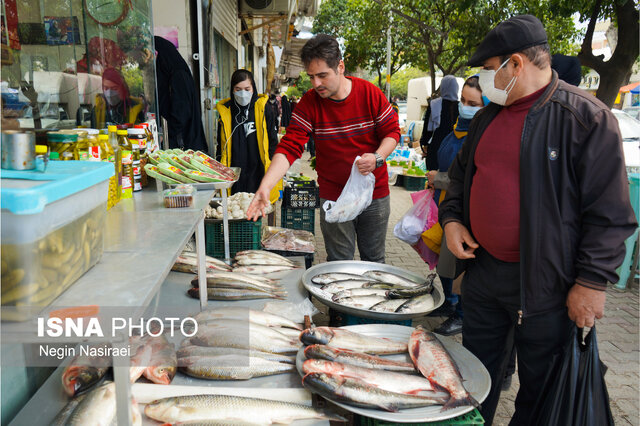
[281,206,316,234]
[205,218,262,259]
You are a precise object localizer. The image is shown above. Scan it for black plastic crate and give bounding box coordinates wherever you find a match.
[404,175,427,191]
[264,249,314,269]
[204,218,262,259]
[280,206,316,234]
[283,180,320,208]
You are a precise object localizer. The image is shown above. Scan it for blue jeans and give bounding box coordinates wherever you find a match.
[440,276,463,317]
[319,196,390,262]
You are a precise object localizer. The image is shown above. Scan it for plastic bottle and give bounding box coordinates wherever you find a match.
[127,127,145,192]
[107,125,122,206]
[118,129,134,199]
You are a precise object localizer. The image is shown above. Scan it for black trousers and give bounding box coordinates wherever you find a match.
[461,248,572,426]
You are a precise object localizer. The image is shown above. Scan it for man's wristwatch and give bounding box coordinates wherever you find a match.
[374,152,384,168]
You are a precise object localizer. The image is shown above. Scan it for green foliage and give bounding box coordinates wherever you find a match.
[370,67,429,99]
[122,64,144,97]
[285,72,312,98]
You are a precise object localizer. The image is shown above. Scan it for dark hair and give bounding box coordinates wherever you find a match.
[500,42,551,69]
[463,76,481,92]
[300,34,342,70]
[231,69,255,89]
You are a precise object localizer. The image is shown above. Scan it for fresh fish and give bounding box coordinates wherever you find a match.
[203,271,277,285]
[192,323,299,354]
[409,326,478,410]
[321,279,381,294]
[177,345,296,364]
[179,354,295,380]
[142,335,177,385]
[187,287,285,301]
[144,394,345,424]
[387,283,434,299]
[173,253,231,272]
[197,320,298,345]
[232,265,297,275]
[193,307,302,330]
[300,327,407,354]
[271,326,303,340]
[190,277,283,293]
[370,298,410,313]
[67,382,116,425]
[51,394,86,426]
[311,272,373,285]
[361,282,405,290]
[236,250,295,264]
[304,344,416,373]
[234,255,295,267]
[332,295,388,309]
[129,341,153,383]
[302,359,448,398]
[302,372,447,412]
[363,270,423,288]
[332,288,390,299]
[396,294,435,313]
[61,350,110,396]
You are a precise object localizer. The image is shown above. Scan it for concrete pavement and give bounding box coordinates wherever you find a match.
[284,152,639,425]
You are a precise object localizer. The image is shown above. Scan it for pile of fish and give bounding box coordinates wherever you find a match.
[187,271,287,301]
[177,307,303,380]
[144,394,345,424]
[299,326,478,413]
[52,382,142,426]
[232,250,300,275]
[172,251,232,273]
[61,335,177,398]
[311,270,436,314]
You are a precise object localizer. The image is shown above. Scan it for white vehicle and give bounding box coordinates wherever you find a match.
[612,108,640,173]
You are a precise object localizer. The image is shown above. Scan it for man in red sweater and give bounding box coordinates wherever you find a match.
[247,34,400,262]
[439,15,636,424]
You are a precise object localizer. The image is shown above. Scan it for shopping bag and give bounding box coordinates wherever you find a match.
[323,156,375,223]
[530,325,614,426]
[393,189,434,244]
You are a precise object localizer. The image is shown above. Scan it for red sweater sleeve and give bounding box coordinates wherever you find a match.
[373,89,401,143]
[274,91,314,165]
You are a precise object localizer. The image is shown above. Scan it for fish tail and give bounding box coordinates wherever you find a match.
[442,392,479,411]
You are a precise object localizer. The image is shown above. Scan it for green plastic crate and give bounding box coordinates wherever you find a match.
[204,218,262,259]
[404,175,427,191]
[356,409,484,425]
[280,205,316,234]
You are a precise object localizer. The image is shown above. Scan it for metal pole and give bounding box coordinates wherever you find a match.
[385,15,392,100]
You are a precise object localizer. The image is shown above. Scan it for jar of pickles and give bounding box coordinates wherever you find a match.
[47,131,78,160]
[100,134,119,209]
[72,130,89,160]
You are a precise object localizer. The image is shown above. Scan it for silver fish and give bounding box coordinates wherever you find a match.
[332,288,390,299]
[193,307,302,330]
[233,265,297,275]
[67,382,116,425]
[387,283,434,299]
[321,279,381,294]
[179,355,295,380]
[177,345,296,364]
[396,294,435,313]
[370,298,410,313]
[409,326,478,411]
[311,272,373,285]
[302,359,448,397]
[236,250,295,264]
[174,252,231,272]
[190,277,283,293]
[363,270,423,288]
[302,372,447,412]
[333,295,388,309]
[187,287,285,301]
[300,327,407,354]
[203,271,277,285]
[304,344,416,373]
[234,255,295,267]
[51,394,86,426]
[144,394,345,424]
[192,322,300,354]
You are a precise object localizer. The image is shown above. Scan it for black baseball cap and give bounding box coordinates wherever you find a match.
[467,15,548,67]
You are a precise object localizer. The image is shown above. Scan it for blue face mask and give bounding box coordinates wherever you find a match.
[458,102,481,120]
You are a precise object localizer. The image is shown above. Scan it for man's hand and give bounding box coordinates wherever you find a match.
[444,222,479,259]
[426,170,437,189]
[566,284,606,328]
[356,153,376,175]
[246,187,271,221]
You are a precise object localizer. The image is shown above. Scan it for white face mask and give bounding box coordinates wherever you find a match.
[233,90,253,107]
[103,89,121,106]
[477,57,518,106]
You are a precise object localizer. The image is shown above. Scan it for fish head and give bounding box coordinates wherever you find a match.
[303,359,346,376]
[304,344,335,360]
[300,327,334,346]
[302,372,345,394]
[144,398,182,420]
[151,365,176,384]
[187,288,199,298]
[61,366,102,396]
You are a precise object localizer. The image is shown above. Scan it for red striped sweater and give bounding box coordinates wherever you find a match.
[275,77,400,201]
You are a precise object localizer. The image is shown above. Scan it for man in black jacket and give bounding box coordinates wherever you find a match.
[439,15,637,425]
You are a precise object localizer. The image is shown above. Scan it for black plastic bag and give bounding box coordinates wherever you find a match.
[530,325,614,426]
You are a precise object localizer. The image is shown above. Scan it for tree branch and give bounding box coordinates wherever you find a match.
[369,0,447,37]
[578,0,604,69]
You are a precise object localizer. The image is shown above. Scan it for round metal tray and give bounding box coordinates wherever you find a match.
[296,324,490,423]
[301,261,444,320]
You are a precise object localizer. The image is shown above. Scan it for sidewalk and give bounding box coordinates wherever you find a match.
[290,152,639,425]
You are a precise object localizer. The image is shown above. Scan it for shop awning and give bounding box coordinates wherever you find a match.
[619,82,640,93]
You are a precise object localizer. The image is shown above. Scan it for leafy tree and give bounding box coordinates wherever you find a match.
[286,71,312,98]
[371,67,429,99]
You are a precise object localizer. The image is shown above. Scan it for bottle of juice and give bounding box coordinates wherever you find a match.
[107,126,122,206]
[118,129,134,199]
[127,127,144,192]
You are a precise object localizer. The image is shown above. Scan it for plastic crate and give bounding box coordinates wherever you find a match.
[404,175,427,191]
[204,218,262,259]
[280,206,316,234]
[328,308,413,327]
[356,409,484,425]
[283,180,320,208]
[264,249,314,269]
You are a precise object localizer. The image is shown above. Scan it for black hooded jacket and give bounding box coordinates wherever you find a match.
[154,36,208,152]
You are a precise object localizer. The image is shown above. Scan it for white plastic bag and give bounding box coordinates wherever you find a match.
[323,156,375,223]
[393,189,433,244]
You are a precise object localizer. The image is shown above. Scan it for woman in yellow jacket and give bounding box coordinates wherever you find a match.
[216,69,281,203]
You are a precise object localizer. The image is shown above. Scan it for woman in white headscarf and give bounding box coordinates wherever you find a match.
[419,75,459,171]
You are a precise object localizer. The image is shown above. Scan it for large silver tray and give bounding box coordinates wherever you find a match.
[296,324,490,423]
[165,167,241,190]
[301,261,444,320]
